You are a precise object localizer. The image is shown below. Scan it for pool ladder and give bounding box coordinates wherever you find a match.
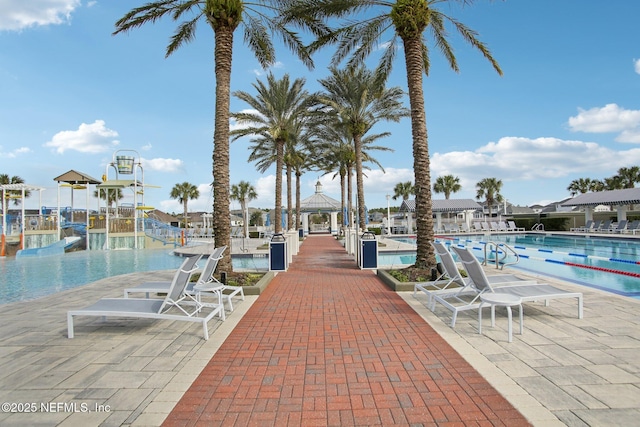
[532,222,545,231]
[482,241,520,270]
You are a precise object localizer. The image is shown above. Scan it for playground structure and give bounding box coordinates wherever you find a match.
[1,150,185,257]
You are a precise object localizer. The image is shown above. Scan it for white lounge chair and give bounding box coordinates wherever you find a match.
[570,219,593,232]
[422,242,536,312]
[432,246,583,328]
[124,246,243,311]
[67,255,225,340]
[608,220,628,234]
[507,221,525,232]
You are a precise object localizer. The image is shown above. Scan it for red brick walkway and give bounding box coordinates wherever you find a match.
[163,236,530,426]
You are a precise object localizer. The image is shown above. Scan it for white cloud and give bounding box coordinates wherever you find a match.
[0,146,31,158]
[567,103,640,137]
[0,0,80,31]
[44,120,119,154]
[141,143,152,151]
[432,136,640,187]
[635,58,640,75]
[141,157,184,173]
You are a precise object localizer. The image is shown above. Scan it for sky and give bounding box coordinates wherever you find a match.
[2,0,640,216]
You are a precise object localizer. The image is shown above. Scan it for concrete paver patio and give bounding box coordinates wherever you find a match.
[0,235,638,426]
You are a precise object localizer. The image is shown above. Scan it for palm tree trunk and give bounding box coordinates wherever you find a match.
[295,171,301,229]
[347,166,353,229]
[183,200,188,228]
[286,164,293,231]
[353,134,366,231]
[213,25,233,272]
[403,36,435,269]
[340,171,346,231]
[274,138,284,233]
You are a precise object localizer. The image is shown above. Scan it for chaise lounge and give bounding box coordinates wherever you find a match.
[432,245,583,328]
[67,255,225,340]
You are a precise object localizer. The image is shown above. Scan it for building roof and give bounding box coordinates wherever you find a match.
[399,199,482,213]
[561,188,640,207]
[300,181,341,212]
[53,170,102,185]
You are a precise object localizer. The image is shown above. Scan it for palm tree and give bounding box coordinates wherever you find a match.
[314,121,393,229]
[314,66,409,230]
[475,177,503,219]
[392,181,415,201]
[0,174,30,213]
[567,178,594,196]
[231,73,311,233]
[433,175,461,199]
[170,182,200,228]
[230,181,257,238]
[115,1,315,272]
[93,188,124,208]
[285,0,502,268]
[615,166,640,189]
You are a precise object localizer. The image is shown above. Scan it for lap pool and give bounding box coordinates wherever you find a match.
[382,234,640,299]
[0,249,268,305]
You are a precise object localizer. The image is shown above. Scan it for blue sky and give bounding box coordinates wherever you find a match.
[2,0,640,216]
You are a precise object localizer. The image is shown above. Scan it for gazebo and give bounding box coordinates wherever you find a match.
[299,181,342,235]
[53,169,102,250]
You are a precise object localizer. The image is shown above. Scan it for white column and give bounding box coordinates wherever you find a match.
[330,212,338,235]
[302,213,309,236]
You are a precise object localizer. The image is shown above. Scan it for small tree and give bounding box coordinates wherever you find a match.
[230,181,258,238]
[170,182,199,228]
[476,177,503,219]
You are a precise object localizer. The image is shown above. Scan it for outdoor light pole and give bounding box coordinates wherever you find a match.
[386,194,391,235]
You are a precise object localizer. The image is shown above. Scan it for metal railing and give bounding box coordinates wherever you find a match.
[482,241,520,270]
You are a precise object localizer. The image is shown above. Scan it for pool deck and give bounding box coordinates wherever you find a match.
[0,235,639,426]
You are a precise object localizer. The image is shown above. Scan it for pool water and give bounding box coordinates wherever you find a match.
[1,249,268,304]
[383,234,640,298]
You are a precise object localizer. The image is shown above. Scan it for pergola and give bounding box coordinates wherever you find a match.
[1,183,45,255]
[399,199,483,232]
[561,188,640,222]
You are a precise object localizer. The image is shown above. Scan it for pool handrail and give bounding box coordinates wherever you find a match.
[483,241,520,270]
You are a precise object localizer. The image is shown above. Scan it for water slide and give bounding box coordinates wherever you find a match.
[16,236,82,258]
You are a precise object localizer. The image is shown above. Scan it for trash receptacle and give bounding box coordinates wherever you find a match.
[298,228,304,239]
[269,233,288,271]
[359,231,378,270]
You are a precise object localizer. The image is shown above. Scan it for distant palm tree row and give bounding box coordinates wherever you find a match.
[567,167,640,195]
[396,175,504,217]
[111,0,503,272]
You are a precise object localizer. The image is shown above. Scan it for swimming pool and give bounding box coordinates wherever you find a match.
[382,234,640,299]
[0,250,269,305]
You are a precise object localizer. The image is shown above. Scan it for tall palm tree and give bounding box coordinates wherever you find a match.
[433,174,461,199]
[475,177,503,219]
[170,182,200,228]
[286,0,502,268]
[231,73,311,234]
[314,121,393,229]
[115,1,315,271]
[230,181,257,238]
[315,66,409,230]
[0,174,30,213]
[392,181,415,201]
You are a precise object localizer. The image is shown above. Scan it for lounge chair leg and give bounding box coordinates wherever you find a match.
[67,313,74,338]
[203,322,209,340]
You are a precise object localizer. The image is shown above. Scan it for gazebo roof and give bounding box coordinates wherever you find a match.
[53,169,102,185]
[300,181,341,212]
[561,188,640,207]
[399,199,482,213]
